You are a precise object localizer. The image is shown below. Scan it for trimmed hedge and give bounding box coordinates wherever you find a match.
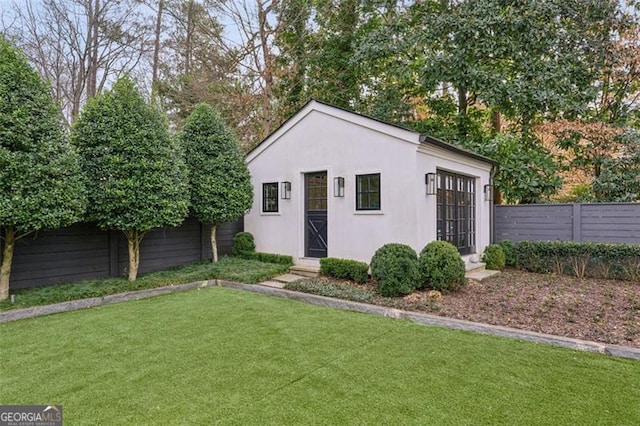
[418,241,466,292]
[320,257,369,284]
[240,252,293,266]
[498,240,517,267]
[370,243,419,297]
[232,232,255,256]
[507,240,640,281]
[482,244,506,270]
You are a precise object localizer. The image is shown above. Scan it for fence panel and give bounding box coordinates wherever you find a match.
[2,217,244,290]
[494,203,640,244]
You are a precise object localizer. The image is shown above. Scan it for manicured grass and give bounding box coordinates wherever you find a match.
[1,287,638,424]
[0,257,289,311]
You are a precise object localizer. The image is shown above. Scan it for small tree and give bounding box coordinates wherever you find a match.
[0,38,86,300]
[181,103,253,262]
[72,77,189,281]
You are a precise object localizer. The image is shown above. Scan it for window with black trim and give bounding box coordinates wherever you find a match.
[436,171,476,255]
[356,173,381,211]
[262,182,278,212]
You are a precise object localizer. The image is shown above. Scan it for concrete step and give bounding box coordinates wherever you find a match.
[465,268,500,282]
[465,262,486,272]
[289,265,320,278]
[272,273,305,284]
[259,280,287,289]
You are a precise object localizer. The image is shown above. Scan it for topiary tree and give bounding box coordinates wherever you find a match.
[418,241,466,292]
[0,37,86,300]
[71,76,189,281]
[482,244,506,270]
[181,103,253,262]
[370,243,419,297]
[232,232,256,257]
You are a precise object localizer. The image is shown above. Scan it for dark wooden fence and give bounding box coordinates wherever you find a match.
[1,217,243,290]
[494,203,640,244]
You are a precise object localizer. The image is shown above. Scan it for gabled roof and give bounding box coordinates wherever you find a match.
[247,99,498,166]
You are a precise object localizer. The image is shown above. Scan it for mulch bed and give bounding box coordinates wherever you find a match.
[382,270,640,348]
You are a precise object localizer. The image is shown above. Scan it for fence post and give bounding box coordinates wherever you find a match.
[572,203,582,242]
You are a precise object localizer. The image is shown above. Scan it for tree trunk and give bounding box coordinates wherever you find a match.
[151,0,164,100]
[0,226,16,301]
[210,223,218,263]
[185,0,195,75]
[87,0,100,99]
[125,230,146,281]
[491,110,502,135]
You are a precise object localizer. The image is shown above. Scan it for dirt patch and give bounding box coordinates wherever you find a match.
[378,270,640,348]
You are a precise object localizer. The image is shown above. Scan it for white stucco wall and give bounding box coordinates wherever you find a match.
[245,101,494,265]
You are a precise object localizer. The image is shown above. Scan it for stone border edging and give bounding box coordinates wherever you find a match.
[0,280,217,323]
[2,278,638,361]
[218,280,640,361]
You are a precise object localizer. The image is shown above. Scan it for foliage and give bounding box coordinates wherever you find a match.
[182,103,253,225]
[0,257,289,311]
[320,258,369,284]
[239,252,294,266]
[285,278,375,303]
[418,241,466,293]
[464,133,562,204]
[232,232,256,257]
[181,103,253,261]
[592,130,640,202]
[71,76,189,280]
[0,37,86,299]
[482,245,506,271]
[370,243,419,297]
[515,240,640,281]
[0,37,86,233]
[498,240,517,267]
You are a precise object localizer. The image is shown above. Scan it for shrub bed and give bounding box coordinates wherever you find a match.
[370,243,419,297]
[504,240,640,281]
[285,278,375,303]
[418,241,466,292]
[320,258,369,284]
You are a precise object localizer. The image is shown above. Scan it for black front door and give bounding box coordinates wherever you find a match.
[305,172,327,258]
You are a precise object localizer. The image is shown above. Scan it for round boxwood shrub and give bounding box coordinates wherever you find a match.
[418,241,466,292]
[498,240,516,267]
[370,243,419,297]
[483,244,506,270]
[232,232,255,256]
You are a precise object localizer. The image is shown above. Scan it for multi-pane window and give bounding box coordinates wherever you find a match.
[262,182,278,213]
[436,171,476,254]
[356,173,381,211]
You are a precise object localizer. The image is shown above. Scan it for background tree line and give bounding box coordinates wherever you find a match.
[1,0,639,204]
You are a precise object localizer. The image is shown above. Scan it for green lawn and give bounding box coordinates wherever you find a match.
[1,287,638,425]
[0,257,289,311]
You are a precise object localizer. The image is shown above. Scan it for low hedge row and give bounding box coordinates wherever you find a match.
[501,240,640,281]
[241,252,294,266]
[319,257,369,284]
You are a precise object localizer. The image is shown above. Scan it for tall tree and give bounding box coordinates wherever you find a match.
[181,103,253,262]
[3,0,150,125]
[72,77,189,281]
[0,38,86,300]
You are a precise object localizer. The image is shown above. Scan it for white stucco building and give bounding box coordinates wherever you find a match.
[245,100,497,268]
